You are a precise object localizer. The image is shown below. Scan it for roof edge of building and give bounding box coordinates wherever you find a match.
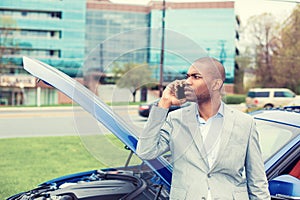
[87,1,234,13]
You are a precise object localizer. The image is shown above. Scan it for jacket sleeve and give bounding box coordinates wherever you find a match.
[245,119,271,200]
[136,105,173,160]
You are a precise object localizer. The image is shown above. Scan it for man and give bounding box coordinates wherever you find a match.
[136,57,270,200]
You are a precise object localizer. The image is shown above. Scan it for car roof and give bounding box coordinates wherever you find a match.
[248,88,293,92]
[251,109,300,129]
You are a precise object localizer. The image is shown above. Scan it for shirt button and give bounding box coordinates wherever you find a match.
[207,173,211,178]
[201,197,206,200]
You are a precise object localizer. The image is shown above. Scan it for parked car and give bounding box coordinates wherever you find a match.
[138,99,190,118]
[246,88,296,109]
[250,109,300,199]
[7,57,300,200]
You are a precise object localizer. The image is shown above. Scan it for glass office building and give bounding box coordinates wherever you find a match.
[0,0,86,105]
[0,0,236,105]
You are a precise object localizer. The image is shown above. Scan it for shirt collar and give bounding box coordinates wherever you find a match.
[217,101,225,117]
[196,101,224,124]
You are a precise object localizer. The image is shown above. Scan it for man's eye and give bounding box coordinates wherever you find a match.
[185,73,203,79]
[192,75,202,79]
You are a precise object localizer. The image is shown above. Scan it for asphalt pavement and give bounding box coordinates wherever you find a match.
[0,105,146,138]
[0,103,246,139]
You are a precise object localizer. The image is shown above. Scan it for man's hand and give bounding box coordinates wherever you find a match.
[158,80,186,109]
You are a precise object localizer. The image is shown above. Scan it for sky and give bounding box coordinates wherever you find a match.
[110,0,298,24]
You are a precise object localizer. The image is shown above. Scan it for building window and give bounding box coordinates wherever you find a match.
[51,12,62,19]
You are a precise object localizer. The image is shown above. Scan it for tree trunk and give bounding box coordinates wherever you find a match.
[132,90,136,102]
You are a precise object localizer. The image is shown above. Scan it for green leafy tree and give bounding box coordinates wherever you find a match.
[112,63,154,102]
[272,5,300,93]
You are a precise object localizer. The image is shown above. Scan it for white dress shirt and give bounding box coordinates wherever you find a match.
[197,103,224,200]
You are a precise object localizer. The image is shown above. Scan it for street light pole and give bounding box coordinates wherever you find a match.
[159,0,166,97]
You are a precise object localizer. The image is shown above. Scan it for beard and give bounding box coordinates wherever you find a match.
[184,85,211,103]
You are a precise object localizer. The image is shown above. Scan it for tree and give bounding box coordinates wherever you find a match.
[272,5,300,93]
[245,13,280,87]
[0,16,19,72]
[112,63,154,102]
[234,49,253,93]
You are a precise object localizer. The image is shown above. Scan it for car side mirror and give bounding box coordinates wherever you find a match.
[269,174,300,199]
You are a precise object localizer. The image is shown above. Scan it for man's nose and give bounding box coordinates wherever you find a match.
[185,78,192,85]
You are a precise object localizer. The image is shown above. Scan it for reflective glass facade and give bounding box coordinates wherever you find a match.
[150,3,236,83]
[1,0,236,81]
[85,1,236,83]
[0,0,86,76]
[85,5,150,73]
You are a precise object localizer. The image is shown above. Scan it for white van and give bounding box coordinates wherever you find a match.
[246,88,296,108]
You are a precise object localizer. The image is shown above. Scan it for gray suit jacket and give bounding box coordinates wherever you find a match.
[136,102,270,200]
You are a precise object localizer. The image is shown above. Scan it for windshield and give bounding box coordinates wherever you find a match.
[255,120,299,161]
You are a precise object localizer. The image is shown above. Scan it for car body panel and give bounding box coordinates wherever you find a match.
[269,174,300,197]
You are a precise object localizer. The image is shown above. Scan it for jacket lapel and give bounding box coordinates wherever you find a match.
[184,103,210,170]
[210,105,235,171]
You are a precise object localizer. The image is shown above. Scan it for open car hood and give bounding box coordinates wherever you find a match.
[22,56,172,188]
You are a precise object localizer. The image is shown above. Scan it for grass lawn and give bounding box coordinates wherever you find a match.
[0,135,138,199]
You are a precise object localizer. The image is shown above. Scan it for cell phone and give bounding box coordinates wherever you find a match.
[176,85,186,99]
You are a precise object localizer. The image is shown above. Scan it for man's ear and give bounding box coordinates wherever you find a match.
[212,79,223,91]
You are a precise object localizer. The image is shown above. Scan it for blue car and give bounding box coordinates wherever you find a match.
[251,109,300,199]
[7,57,300,200]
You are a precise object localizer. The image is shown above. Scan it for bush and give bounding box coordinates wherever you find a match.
[244,106,264,113]
[222,94,246,104]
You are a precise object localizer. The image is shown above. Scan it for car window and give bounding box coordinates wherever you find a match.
[247,91,256,98]
[274,91,294,97]
[256,121,295,161]
[274,92,285,97]
[283,91,295,97]
[248,91,269,98]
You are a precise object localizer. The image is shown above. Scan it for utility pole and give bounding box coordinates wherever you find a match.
[100,43,103,72]
[159,0,166,97]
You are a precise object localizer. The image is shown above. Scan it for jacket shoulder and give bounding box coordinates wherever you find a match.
[168,102,196,117]
[224,104,254,124]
